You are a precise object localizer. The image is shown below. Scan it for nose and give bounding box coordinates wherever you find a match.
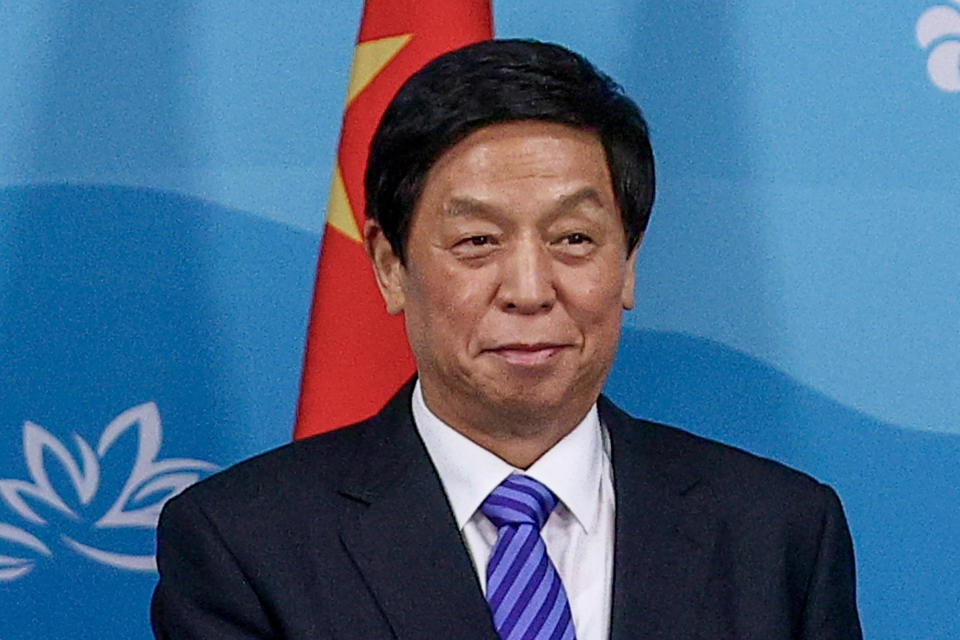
[495,237,556,314]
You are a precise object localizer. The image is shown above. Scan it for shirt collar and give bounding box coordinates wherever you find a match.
[412,380,604,534]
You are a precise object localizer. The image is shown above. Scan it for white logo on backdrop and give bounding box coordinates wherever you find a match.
[917,1,960,92]
[0,402,217,581]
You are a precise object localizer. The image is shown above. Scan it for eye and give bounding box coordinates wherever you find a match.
[564,232,592,245]
[451,234,499,259]
[551,231,596,258]
[556,232,594,248]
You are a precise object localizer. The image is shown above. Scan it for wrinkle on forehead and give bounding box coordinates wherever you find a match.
[445,186,609,220]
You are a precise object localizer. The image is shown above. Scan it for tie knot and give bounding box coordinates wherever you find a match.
[480,475,558,531]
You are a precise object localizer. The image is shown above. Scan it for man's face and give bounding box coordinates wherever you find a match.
[368,120,638,433]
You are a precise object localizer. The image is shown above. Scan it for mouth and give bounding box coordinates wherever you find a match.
[483,343,571,367]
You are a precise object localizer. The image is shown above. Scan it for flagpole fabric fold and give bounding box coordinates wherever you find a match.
[295,0,493,438]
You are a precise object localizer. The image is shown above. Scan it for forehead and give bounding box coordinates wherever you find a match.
[418,121,613,209]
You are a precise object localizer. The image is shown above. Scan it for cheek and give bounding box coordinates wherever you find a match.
[562,265,627,324]
[409,264,491,335]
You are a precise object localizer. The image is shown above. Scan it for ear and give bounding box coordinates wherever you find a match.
[364,218,406,315]
[620,236,642,311]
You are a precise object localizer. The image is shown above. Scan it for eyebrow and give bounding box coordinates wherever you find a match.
[554,187,608,214]
[446,187,609,221]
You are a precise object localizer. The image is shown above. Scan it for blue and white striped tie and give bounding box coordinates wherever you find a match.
[481,475,576,640]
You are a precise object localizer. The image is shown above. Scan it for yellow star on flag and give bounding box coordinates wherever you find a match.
[326,34,412,244]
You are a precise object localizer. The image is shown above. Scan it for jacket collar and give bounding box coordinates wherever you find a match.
[336,379,499,639]
[336,384,718,640]
[600,396,720,640]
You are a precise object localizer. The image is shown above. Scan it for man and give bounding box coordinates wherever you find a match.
[152,40,861,639]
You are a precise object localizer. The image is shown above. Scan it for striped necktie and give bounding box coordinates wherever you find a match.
[481,474,576,640]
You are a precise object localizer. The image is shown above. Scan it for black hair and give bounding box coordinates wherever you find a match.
[365,39,654,262]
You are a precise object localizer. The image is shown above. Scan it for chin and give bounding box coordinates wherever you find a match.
[484,379,590,419]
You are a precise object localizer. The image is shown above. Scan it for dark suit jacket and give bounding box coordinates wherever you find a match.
[151,382,862,639]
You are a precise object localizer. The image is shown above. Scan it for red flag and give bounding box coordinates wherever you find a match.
[295,0,493,438]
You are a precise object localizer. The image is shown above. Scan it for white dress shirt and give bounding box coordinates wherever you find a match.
[412,381,615,640]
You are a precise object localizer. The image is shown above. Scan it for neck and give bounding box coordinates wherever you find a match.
[452,426,569,469]
[419,384,594,468]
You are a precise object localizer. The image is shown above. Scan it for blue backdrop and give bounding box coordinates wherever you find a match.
[1,2,957,638]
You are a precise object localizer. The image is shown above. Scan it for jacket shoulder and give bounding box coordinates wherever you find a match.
[168,418,369,520]
[600,395,832,512]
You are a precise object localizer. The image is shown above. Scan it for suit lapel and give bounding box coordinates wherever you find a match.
[337,384,498,640]
[602,397,720,640]
[335,387,720,639]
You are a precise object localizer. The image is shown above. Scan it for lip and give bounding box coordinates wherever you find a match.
[484,343,570,366]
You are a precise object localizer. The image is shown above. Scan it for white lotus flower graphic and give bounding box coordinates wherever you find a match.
[0,402,217,580]
[917,0,960,92]
[0,522,51,581]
